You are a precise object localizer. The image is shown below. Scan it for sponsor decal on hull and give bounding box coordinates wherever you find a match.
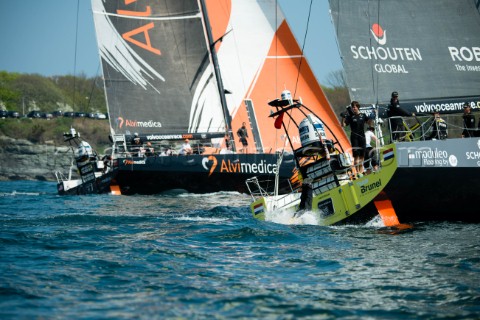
[408,148,456,167]
[357,178,383,195]
[123,159,147,165]
[202,156,278,176]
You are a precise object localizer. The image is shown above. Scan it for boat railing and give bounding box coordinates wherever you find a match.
[55,170,67,183]
[268,193,302,211]
[113,138,227,158]
[385,113,472,143]
[247,177,302,211]
[245,177,296,199]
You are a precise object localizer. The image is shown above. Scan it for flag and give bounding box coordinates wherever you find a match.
[274,112,284,129]
[383,148,394,160]
[253,203,264,216]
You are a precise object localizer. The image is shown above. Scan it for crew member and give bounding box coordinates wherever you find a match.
[343,101,368,176]
[387,91,414,141]
[179,139,192,155]
[237,122,249,153]
[462,102,476,138]
[427,111,447,140]
[364,121,379,173]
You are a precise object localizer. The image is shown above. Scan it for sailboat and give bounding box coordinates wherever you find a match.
[246,93,400,226]
[55,128,117,195]
[90,0,349,195]
[329,0,480,222]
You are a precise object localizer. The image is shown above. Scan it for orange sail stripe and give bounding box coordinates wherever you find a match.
[231,20,349,153]
[205,0,232,52]
[207,2,350,156]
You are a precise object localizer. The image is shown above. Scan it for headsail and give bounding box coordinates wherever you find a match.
[208,0,350,152]
[329,0,480,114]
[91,0,225,136]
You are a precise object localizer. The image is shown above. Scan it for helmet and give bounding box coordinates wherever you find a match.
[134,132,139,136]
[391,91,399,97]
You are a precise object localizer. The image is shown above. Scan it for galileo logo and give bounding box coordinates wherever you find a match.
[448,155,458,167]
[371,23,387,45]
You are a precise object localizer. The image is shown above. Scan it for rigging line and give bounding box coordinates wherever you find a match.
[73,0,80,110]
[273,0,279,169]
[293,0,313,98]
[86,64,102,112]
[375,0,381,106]
[366,0,378,106]
[275,0,278,97]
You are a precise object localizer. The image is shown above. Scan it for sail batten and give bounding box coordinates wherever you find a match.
[92,10,202,21]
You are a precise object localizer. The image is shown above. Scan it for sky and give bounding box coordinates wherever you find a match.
[0,0,343,85]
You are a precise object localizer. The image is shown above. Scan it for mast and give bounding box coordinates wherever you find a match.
[199,0,235,150]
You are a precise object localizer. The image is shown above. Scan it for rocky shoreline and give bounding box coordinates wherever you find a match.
[0,136,75,181]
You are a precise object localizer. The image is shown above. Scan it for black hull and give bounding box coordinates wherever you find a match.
[57,171,117,196]
[115,153,296,195]
[385,167,478,223]
[113,139,480,223]
[384,139,480,223]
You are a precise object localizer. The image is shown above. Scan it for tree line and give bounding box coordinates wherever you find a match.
[0,71,106,115]
[0,70,349,117]
[0,70,350,149]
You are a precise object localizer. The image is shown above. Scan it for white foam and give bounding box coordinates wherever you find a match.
[266,209,320,226]
[175,216,229,223]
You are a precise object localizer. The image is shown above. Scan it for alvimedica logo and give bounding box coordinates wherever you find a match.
[116,117,124,128]
[116,116,162,129]
[202,156,278,176]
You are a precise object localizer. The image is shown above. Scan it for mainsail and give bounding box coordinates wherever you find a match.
[91,0,225,136]
[329,0,480,114]
[92,0,348,152]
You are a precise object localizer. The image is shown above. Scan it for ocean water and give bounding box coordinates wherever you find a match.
[1,181,479,319]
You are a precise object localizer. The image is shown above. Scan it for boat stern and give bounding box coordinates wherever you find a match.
[251,198,267,221]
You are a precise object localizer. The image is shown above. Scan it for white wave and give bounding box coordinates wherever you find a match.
[175,216,229,223]
[0,191,40,197]
[364,215,386,228]
[266,209,320,226]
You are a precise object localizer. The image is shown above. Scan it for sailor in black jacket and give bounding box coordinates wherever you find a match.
[462,102,476,138]
[343,101,368,175]
[427,111,448,140]
[388,91,414,141]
